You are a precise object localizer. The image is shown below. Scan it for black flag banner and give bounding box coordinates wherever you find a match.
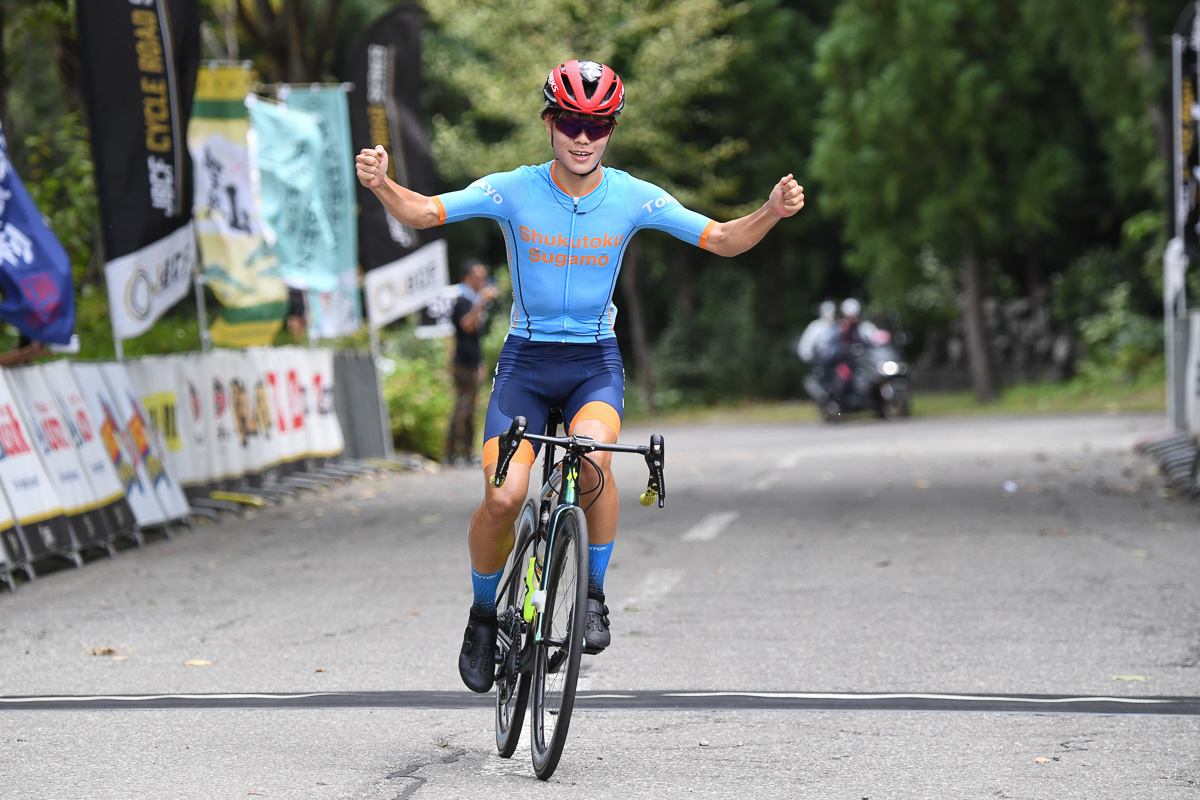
[77,0,201,341]
[345,2,442,271]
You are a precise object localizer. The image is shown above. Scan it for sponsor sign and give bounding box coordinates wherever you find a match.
[363,239,448,329]
[77,0,201,342]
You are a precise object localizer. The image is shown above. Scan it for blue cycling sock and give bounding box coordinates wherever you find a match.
[471,568,504,614]
[588,541,614,596]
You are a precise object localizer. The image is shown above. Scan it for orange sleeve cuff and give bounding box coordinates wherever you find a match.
[698,220,716,251]
[432,196,447,226]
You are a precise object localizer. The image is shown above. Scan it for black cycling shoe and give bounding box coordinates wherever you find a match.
[583,592,611,655]
[459,607,498,693]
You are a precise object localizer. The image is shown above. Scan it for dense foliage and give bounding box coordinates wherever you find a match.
[0,0,1181,455]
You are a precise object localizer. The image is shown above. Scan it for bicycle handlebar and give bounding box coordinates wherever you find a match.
[490,415,666,508]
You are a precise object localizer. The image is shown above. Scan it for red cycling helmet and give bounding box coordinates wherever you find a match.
[543,60,625,118]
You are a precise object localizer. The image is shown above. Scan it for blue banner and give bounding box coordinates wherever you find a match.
[0,125,75,345]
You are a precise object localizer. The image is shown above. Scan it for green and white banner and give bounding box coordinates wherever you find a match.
[280,85,362,338]
[190,64,287,347]
[247,98,337,294]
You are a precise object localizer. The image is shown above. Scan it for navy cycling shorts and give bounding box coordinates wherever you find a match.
[482,338,625,467]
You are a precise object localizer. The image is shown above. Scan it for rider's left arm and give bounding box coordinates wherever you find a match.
[703,175,805,257]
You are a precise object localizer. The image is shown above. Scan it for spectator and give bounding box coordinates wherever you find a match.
[443,259,499,466]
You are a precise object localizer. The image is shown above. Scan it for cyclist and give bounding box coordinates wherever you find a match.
[356,59,805,693]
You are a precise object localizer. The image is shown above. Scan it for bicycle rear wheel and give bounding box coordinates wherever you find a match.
[495,498,538,758]
[529,505,589,779]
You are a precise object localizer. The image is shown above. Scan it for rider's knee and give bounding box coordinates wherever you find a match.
[482,484,525,522]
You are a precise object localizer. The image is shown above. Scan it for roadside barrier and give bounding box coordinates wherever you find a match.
[0,346,410,592]
[1137,311,1200,496]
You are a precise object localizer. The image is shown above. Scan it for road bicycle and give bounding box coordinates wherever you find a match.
[489,409,665,779]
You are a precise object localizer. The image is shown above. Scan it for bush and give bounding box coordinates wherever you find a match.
[1075,282,1163,385]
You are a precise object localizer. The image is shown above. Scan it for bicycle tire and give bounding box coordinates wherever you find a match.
[530,505,589,779]
[495,498,538,758]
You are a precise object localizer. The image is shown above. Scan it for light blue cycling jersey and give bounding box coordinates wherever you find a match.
[434,162,716,343]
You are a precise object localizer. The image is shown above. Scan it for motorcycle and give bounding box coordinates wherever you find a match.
[802,330,912,422]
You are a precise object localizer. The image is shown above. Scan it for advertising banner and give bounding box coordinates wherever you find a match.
[77,0,201,342]
[279,86,355,302]
[190,63,288,347]
[247,99,337,291]
[6,366,110,550]
[100,362,191,521]
[126,354,211,495]
[225,348,273,482]
[0,477,20,581]
[298,347,344,460]
[0,125,75,345]
[363,239,449,329]
[345,3,442,269]
[0,370,73,563]
[41,360,137,539]
[203,349,247,486]
[253,347,308,470]
[71,362,168,528]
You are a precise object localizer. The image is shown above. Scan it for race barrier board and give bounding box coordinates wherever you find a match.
[0,345,393,591]
[7,365,114,557]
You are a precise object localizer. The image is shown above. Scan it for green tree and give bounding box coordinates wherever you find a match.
[811,0,1169,402]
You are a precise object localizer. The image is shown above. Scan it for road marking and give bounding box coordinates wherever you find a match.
[2,690,1195,716]
[750,473,779,491]
[624,567,682,608]
[681,511,739,541]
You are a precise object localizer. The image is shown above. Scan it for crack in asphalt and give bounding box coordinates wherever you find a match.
[388,747,467,800]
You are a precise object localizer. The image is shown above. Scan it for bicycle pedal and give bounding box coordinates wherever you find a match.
[546,648,567,674]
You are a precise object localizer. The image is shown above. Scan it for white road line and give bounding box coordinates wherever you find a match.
[750,473,780,491]
[681,511,739,541]
[777,453,802,470]
[624,567,683,608]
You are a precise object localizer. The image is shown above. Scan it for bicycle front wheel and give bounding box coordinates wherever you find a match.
[530,505,589,779]
[495,498,538,758]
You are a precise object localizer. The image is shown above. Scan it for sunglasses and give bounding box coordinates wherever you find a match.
[553,116,615,141]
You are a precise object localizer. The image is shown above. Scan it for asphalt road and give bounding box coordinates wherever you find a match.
[1,410,1198,799]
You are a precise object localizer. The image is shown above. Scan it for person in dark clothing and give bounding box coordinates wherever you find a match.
[444,259,500,466]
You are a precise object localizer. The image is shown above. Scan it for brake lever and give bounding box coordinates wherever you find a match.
[638,433,666,508]
[490,416,528,488]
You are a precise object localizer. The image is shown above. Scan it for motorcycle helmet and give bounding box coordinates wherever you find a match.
[841,298,862,319]
[819,300,837,321]
[543,60,625,118]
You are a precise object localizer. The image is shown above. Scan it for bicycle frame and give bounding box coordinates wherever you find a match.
[494,409,664,647]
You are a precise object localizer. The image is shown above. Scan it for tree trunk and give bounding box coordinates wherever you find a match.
[619,241,656,411]
[962,248,996,403]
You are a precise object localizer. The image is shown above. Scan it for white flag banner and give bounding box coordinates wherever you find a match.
[226,348,273,478]
[0,370,72,556]
[41,360,137,536]
[256,346,310,466]
[203,349,246,484]
[0,473,19,571]
[5,365,110,550]
[126,354,210,492]
[302,347,344,459]
[104,221,198,341]
[71,362,168,528]
[363,239,448,329]
[99,362,191,521]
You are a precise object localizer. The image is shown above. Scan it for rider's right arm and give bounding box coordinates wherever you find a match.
[355,146,441,229]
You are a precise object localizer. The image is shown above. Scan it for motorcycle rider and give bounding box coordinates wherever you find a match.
[798,300,839,397]
[830,298,878,405]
